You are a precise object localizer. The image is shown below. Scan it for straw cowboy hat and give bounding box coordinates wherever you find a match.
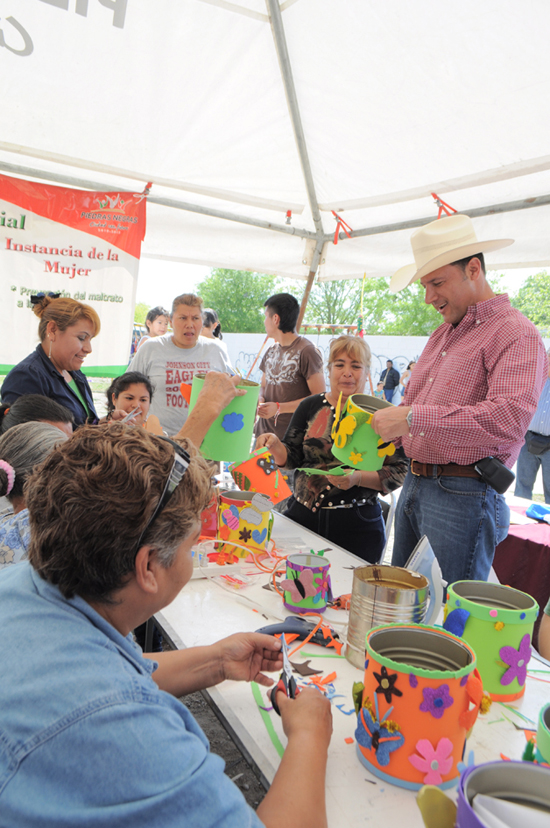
[389,214,514,293]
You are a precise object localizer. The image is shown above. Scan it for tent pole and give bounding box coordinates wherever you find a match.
[336,193,550,242]
[0,160,317,241]
[297,240,326,331]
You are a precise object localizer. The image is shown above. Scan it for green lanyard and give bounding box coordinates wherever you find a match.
[67,378,90,417]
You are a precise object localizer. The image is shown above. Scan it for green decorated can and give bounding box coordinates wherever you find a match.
[188,374,260,463]
[536,703,550,764]
[331,393,396,472]
[443,581,538,701]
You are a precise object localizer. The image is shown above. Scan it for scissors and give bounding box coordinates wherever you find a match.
[269,633,299,716]
[120,406,141,424]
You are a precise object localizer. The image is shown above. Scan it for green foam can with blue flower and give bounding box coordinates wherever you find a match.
[188,374,260,463]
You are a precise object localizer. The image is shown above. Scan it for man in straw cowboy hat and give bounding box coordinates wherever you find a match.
[371,214,547,584]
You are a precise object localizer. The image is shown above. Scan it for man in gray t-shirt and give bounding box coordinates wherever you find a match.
[129,294,230,434]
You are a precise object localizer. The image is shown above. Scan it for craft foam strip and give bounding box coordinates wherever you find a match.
[251,682,284,759]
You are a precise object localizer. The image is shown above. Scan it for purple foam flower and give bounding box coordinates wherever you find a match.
[419,684,454,719]
[499,633,531,687]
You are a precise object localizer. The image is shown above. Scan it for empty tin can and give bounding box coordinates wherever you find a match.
[345,564,429,669]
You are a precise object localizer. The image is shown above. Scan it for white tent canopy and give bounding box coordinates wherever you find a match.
[3,0,550,292]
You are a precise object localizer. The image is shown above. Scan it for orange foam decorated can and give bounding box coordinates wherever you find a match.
[354,624,485,790]
[229,447,291,502]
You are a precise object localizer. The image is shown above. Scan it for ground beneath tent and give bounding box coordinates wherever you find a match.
[179,691,267,809]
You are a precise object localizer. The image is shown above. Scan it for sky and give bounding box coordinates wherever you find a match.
[135,259,543,313]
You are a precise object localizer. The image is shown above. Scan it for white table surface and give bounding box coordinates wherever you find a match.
[156,513,550,826]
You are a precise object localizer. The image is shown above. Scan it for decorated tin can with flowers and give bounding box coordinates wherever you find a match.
[218,490,274,556]
[354,624,487,790]
[184,374,260,463]
[282,553,332,614]
[229,447,291,503]
[331,393,396,472]
[443,581,539,701]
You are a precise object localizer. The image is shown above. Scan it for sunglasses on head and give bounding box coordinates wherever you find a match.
[133,436,190,555]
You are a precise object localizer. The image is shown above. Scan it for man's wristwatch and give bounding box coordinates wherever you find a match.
[406,408,413,430]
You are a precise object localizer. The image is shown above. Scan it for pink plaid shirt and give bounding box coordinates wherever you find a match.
[400,294,547,468]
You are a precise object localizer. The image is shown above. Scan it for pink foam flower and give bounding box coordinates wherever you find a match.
[408,737,454,785]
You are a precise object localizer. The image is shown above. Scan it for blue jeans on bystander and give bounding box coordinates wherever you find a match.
[514,439,550,504]
[392,469,510,584]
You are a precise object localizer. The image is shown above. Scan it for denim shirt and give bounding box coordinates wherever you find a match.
[0,508,30,569]
[1,345,98,427]
[0,563,263,828]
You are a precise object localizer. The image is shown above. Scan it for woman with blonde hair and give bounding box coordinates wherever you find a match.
[257,335,407,562]
[1,294,101,427]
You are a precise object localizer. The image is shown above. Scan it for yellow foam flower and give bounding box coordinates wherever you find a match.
[334,415,357,448]
[377,439,395,457]
[349,450,363,465]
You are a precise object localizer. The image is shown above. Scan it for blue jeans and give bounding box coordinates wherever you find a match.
[514,439,550,503]
[392,470,510,584]
[384,388,394,402]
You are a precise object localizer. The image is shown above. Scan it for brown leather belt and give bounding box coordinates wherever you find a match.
[410,459,482,480]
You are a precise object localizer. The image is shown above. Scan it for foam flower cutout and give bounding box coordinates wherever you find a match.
[409,737,454,785]
[349,449,363,465]
[239,527,252,543]
[419,684,454,719]
[257,453,277,475]
[222,412,244,433]
[377,439,396,458]
[373,665,403,704]
[222,505,240,530]
[355,706,404,767]
[499,633,531,687]
[281,569,317,603]
[334,415,357,448]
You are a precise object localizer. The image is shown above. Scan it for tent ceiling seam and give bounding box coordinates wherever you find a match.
[0,142,303,214]
[267,0,325,240]
[321,155,550,212]
[195,0,268,22]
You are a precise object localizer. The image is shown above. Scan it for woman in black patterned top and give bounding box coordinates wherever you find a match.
[256,335,407,562]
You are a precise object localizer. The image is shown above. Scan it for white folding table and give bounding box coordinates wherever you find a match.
[155,513,550,826]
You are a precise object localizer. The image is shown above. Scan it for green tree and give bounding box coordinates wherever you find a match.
[510,270,550,336]
[303,280,362,327]
[197,269,282,332]
[134,302,150,325]
[301,277,440,335]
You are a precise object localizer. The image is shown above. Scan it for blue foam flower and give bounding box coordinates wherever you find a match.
[222,412,244,433]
